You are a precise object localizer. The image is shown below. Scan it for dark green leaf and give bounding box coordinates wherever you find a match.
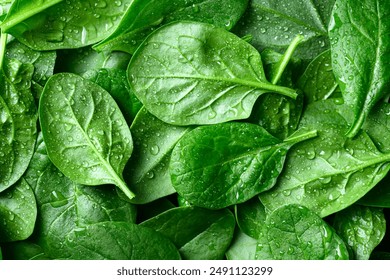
[333,205,386,259]
[260,100,390,217]
[141,207,235,260]
[39,73,134,199]
[358,173,390,208]
[0,179,37,242]
[94,0,249,53]
[235,197,267,239]
[232,0,335,61]
[125,108,191,204]
[1,0,132,50]
[256,204,349,260]
[329,0,390,137]
[225,229,257,260]
[1,241,48,260]
[170,122,316,209]
[296,49,340,103]
[0,59,37,192]
[128,21,297,126]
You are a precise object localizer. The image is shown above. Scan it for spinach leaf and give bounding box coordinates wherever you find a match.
[140,207,235,260]
[0,58,37,192]
[1,0,132,50]
[124,108,191,204]
[39,73,135,199]
[83,68,142,125]
[256,204,349,260]
[235,197,267,239]
[329,0,390,137]
[94,0,249,53]
[1,241,48,260]
[136,197,176,223]
[232,0,335,61]
[333,205,386,260]
[128,21,297,126]
[33,161,137,258]
[170,122,316,209]
[296,49,340,103]
[0,179,37,242]
[260,100,390,217]
[358,173,390,208]
[61,222,181,260]
[225,229,257,260]
[0,0,12,22]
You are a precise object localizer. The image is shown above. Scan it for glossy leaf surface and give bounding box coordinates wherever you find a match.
[39,73,134,199]
[170,122,316,209]
[128,21,297,126]
[329,0,390,137]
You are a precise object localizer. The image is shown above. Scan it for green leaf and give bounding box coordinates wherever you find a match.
[260,100,390,217]
[358,173,390,208]
[0,179,37,242]
[124,108,191,204]
[1,241,48,260]
[232,0,335,61]
[225,229,257,260]
[235,197,267,239]
[94,0,249,53]
[33,161,137,259]
[329,0,390,137]
[1,0,132,50]
[83,68,142,125]
[297,49,340,103]
[0,59,37,192]
[141,207,235,260]
[256,204,349,260]
[39,73,135,199]
[62,222,181,260]
[333,205,386,259]
[170,122,317,209]
[128,21,297,126]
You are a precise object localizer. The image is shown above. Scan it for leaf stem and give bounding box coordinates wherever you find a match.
[115,178,136,200]
[0,32,7,70]
[271,34,305,85]
[284,129,318,144]
[346,113,366,139]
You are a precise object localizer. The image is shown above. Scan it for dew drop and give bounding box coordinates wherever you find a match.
[150,145,160,155]
[146,171,155,179]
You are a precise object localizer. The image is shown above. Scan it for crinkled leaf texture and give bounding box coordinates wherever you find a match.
[39,73,134,199]
[170,122,316,209]
[333,205,386,260]
[128,21,297,126]
[256,204,349,260]
[260,100,390,217]
[141,206,235,260]
[329,0,390,137]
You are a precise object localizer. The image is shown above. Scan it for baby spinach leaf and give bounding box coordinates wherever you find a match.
[358,173,390,208]
[235,197,267,239]
[128,21,297,126]
[1,0,132,50]
[33,161,137,258]
[329,0,390,138]
[0,179,37,242]
[170,122,317,209]
[83,68,142,125]
[260,100,390,217]
[256,204,349,260]
[0,58,37,192]
[297,49,340,103]
[124,108,191,204]
[1,241,48,260]
[94,0,249,53]
[225,229,257,260]
[39,73,135,199]
[232,0,335,61]
[61,222,181,260]
[141,207,235,260]
[333,205,386,260]
[0,0,12,22]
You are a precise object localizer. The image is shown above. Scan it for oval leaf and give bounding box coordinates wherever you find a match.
[128,21,297,126]
[39,73,134,199]
[170,122,316,209]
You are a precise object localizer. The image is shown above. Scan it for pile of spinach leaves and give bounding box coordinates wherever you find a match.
[0,0,389,260]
